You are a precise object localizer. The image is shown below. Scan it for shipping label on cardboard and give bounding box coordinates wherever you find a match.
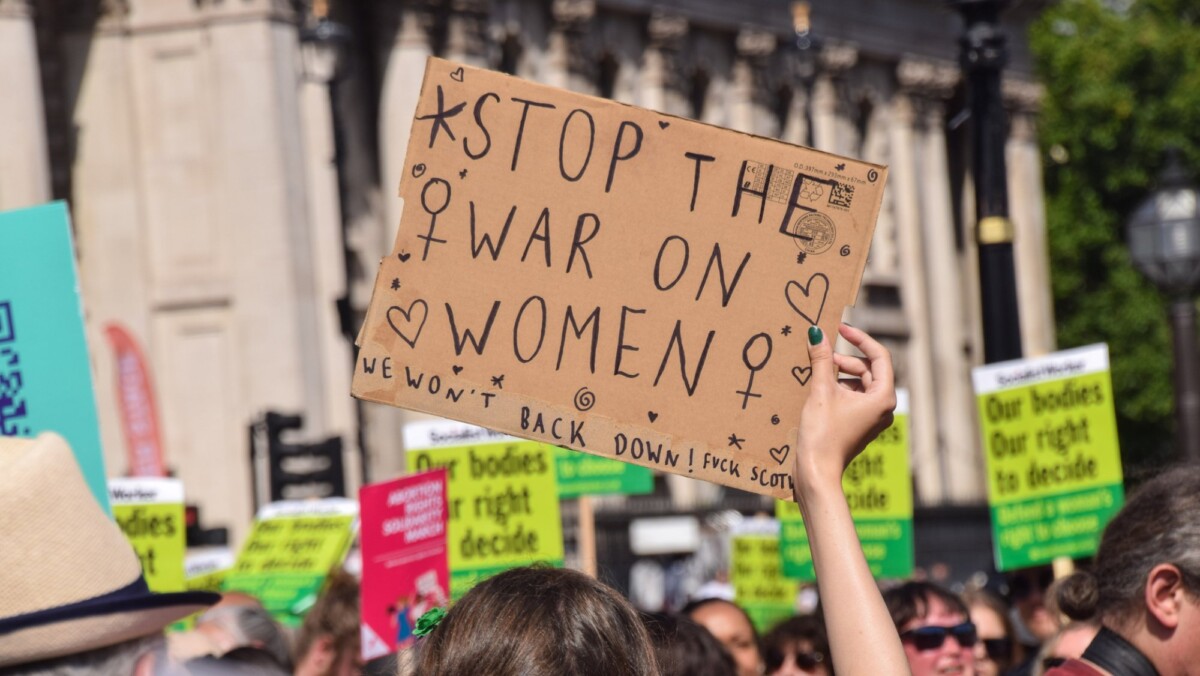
[973,344,1124,570]
[353,58,889,499]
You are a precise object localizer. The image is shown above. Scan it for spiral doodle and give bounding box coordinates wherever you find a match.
[771,415,780,425]
[573,387,596,412]
[867,168,879,183]
[839,245,851,257]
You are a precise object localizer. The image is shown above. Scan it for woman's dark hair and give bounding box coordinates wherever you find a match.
[1055,465,1200,627]
[763,614,831,674]
[882,581,969,630]
[415,566,660,676]
[642,612,736,676]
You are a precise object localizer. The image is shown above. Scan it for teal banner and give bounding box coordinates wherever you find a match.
[0,202,109,512]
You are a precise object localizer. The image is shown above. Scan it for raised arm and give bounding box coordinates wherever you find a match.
[792,324,908,675]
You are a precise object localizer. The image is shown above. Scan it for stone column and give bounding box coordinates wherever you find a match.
[445,0,491,68]
[887,78,942,505]
[730,28,775,134]
[1005,79,1056,356]
[810,41,856,153]
[298,20,359,490]
[901,57,985,503]
[544,0,595,93]
[0,0,51,209]
[372,4,436,479]
[640,12,688,115]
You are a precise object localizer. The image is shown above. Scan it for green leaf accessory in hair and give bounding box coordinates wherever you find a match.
[414,607,447,637]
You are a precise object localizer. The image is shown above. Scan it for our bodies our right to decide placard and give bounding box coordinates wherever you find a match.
[352,57,889,499]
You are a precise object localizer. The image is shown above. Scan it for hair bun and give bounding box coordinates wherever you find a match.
[1055,571,1100,621]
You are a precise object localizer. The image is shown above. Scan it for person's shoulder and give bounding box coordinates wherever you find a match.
[1045,658,1108,676]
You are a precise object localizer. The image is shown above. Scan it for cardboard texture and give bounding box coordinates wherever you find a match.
[353,58,889,499]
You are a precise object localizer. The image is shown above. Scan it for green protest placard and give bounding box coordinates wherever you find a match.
[223,499,357,626]
[405,420,564,600]
[554,446,654,498]
[973,344,1124,570]
[109,477,186,592]
[776,390,913,580]
[731,526,798,634]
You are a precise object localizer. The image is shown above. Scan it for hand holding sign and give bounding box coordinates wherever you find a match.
[792,324,896,492]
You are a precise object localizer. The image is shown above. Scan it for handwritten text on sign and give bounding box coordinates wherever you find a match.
[973,344,1124,570]
[352,58,888,499]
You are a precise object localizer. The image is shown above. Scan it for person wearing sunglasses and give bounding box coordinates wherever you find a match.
[762,615,831,676]
[884,581,977,676]
[963,589,1022,676]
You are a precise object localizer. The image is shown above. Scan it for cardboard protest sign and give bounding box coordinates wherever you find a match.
[109,477,186,591]
[223,499,357,625]
[555,446,653,498]
[777,389,913,580]
[731,522,798,633]
[352,58,888,500]
[973,345,1125,570]
[405,419,563,600]
[359,469,450,660]
[0,202,110,512]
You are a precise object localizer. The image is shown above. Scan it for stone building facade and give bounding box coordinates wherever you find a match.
[2,0,1054,542]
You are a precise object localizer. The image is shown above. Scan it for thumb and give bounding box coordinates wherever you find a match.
[806,325,835,388]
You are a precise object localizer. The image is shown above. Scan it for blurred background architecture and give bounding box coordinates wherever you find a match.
[0,0,1054,575]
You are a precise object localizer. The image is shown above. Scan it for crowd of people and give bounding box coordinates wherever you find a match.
[2,324,1198,675]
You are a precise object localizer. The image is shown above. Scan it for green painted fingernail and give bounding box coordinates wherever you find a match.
[808,326,823,345]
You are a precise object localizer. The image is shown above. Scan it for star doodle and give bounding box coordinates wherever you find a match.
[459,168,468,179]
[781,325,792,336]
[414,85,466,148]
[727,434,745,450]
[491,374,505,389]
[391,278,401,290]
[796,252,807,264]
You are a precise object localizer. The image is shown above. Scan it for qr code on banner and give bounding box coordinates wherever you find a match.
[828,182,855,209]
[0,301,31,436]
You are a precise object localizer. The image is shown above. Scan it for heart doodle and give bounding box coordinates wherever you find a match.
[387,300,429,348]
[791,366,812,386]
[452,365,463,375]
[450,67,465,82]
[647,411,659,423]
[785,273,830,326]
[769,444,791,465]
[412,163,426,178]
[658,120,670,129]
[397,251,411,263]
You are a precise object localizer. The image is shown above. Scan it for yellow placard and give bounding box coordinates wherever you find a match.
[109,478,186,592]
[406,424,563,599]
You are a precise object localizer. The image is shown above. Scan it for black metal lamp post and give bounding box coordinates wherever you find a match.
[1126,150,1200,463]
[950,0,1024,364]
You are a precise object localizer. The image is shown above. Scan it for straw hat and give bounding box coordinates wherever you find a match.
[0,433,219,667]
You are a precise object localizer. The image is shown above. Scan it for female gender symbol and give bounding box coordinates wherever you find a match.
[737,333,773,410]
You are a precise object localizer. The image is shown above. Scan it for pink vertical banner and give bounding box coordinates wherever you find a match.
[358,469,449,660]
[103,323,166,477]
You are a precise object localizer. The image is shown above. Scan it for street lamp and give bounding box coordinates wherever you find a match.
[1126,149,1200,463]
[949,0,1024,364]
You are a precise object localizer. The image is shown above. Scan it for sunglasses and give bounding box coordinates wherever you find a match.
[900,622,978,651]
[764,647,825,672]
[982,637,1013,661]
